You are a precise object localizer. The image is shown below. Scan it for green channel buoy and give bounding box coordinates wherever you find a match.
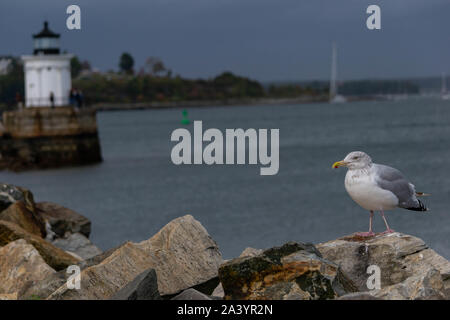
[181,109,190,125]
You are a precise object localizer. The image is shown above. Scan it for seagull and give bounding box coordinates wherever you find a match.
[332,151,429,236]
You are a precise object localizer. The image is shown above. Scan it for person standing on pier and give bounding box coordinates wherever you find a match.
[49,91,55,108]
[69,89,76,106]
[77,89,84,108]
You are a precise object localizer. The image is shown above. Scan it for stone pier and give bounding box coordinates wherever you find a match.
[0,107,102,171]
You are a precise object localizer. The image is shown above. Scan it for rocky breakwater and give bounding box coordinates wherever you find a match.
[216,234,450,300]
[0,107,102,171]
[0,183,224,300]
[0,182,449,300]
[317,233,450,299]
[0,183,101,299]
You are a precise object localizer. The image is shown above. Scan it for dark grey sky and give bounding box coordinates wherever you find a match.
[1,0,449,81]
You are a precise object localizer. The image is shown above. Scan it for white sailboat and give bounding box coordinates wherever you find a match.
[329,42,347,103]
[441,72,450,100]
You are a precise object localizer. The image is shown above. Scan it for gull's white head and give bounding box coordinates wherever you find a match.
[332,151,372,170]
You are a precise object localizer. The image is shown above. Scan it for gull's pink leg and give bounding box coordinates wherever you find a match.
[355,211,375,237]
[380,210,395,234]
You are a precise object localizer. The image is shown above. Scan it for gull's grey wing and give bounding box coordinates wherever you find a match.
[373,164,422,209]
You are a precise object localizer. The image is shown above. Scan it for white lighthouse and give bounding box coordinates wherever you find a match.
[21,21,72,107]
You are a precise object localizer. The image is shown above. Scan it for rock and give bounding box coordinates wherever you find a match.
[171,288,212,300]
[65,251,83,260]
[47,215,223,299]
[110,269,160,300]
[47,241,150,299]
[79,242,128,269]
[316,232,450,299]
[0,239,55,295]
[51,232,102,260]
[18,269,70,300]
[140,214,223,297]
[212,247,263,299]
[0,220,81,270]
[20,245,116,300]
[20,242,104,300]
[240,247,264,258]
[218,242,357,300]
[36,202,91,238]
[0,183,35,212]
[0,293,18,300]
[44,221,56,241]
[369,269,446,300]
[337,292,381,300]
[0,201,46,238]
[211,283,224,299]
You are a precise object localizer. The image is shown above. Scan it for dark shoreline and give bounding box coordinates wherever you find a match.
[92,94,389,112]
[92,96,328,112]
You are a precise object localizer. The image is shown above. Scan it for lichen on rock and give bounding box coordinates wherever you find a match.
[219,242,357,300]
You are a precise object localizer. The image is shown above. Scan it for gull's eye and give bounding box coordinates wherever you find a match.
[352,156,359,160]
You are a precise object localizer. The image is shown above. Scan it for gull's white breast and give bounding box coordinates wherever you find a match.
[344,168,398,211]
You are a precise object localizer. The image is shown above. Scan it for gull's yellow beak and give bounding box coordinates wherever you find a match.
[332,160,346,169]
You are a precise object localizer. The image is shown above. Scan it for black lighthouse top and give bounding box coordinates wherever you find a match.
[33,21,60,55]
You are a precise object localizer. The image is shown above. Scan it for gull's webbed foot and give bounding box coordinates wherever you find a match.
[355,231,375,237]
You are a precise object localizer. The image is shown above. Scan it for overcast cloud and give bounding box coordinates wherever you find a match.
[1,0,449,81]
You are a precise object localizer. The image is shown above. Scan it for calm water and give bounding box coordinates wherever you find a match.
[2,98,450,259]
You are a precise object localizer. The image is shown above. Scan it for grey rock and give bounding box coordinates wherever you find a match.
[171,288,212,300]
[44,221,57,241]
[47,215,223,300]
[317,232,450,300]
[36,202,91,238]
[338,292,381,300]
[79,242,128,269]
[240,247,263,258]
[369,269,446,300]
[0,183,35,212]
[211,284,224,299]
[51,232,102,260]
[111,269,160,300]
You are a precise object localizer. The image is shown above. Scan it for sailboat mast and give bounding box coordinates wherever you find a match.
[442,72,447,95]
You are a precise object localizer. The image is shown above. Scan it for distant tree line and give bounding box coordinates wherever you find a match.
[71,53,328,104]
[72,71,268,105]
[0,52,422,108]
[338,80,419,95]
[267,83,323,98]
[0,56,24,109]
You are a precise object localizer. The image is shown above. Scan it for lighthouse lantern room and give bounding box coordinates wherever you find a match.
[21,21,72,107]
